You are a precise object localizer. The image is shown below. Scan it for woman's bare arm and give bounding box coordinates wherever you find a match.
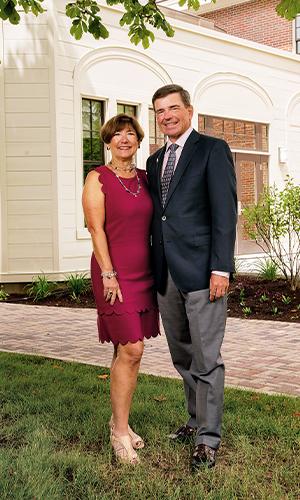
[82,170,123,304]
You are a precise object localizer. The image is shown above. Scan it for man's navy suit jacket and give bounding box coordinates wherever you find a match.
[146,129,237,294]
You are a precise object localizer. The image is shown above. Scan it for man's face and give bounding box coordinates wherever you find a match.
[154,92,193,142]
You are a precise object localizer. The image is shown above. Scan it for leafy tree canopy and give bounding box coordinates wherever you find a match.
[0,0,299,48]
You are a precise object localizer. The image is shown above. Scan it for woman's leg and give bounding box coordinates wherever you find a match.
[111,345,118,371]
[110,340,144,437]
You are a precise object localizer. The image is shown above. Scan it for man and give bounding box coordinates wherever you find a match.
[146,84,237,470]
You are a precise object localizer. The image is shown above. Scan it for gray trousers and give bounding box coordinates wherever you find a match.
[157,271,227,449]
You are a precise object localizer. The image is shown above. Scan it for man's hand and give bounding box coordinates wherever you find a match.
[209,274,229,302]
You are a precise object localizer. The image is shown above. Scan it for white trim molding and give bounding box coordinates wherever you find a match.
[193,72,274,113]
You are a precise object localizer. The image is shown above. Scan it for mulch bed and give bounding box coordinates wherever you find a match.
[5,275,300,323]
[227,275,300,322]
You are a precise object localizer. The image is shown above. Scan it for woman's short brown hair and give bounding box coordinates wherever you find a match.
[100,114,144,144]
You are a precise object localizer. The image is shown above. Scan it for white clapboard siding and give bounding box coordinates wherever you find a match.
[57,56,77,73]
[5,69,49,84]
[4,40,48,55]
[7,171,51,186]
[8,214,52,229]
[60,171,75,186]
[8,228,52,244]
[59,185,75,201]
[62,243,91,258]
[59,158,75,172]
[59,113,74,129]
[9,244,52,259]
[18,11,48,25]
[58,70,73,86]
[6,143,51,157]
[59,85,74,101]
[1,4,54,280]
[58,142,75,157]
[61,199,76,215]
[59,128,74,143]
[5,84,49,98]
[61,228,76,243]
[61,214,76,229]
[4,24,48,40]
[5,98,50,113]
[6,157,51,172]
[60,257,90,272]
[4,54,50,69]
[6,127,51,143]
[7,186,52,201]
[57,40,89,59]
[57,5,72,25]
[8,200,52,215]
[59,99,74,115]
[6,113,50,128]
[8,258,53,273]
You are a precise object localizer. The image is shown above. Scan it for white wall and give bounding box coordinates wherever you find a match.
[1,9,56,281]
[1,0,299,281]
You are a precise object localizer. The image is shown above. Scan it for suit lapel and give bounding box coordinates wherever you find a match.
[164,130,200,208]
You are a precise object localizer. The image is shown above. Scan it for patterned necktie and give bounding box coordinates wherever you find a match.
[161,143,179,206]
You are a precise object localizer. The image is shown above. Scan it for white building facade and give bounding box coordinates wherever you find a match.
[0,0,299,283]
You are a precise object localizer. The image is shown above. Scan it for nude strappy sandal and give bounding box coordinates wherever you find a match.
[109,416,145,450]
[110,433,140,465]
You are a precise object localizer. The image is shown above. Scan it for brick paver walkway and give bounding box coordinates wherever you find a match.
[1,303,299,396]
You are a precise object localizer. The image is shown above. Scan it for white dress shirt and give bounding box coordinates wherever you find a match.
[162,127,230,279]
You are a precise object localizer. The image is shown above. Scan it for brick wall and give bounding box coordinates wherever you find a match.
[202,0,293,51]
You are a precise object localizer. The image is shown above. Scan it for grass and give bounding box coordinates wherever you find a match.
[0,353,299,500]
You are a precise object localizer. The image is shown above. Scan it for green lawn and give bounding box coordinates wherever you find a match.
[0,353,299,500]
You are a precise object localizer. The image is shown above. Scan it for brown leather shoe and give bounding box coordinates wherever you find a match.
[168,424,196,442]
[191,444,216,470]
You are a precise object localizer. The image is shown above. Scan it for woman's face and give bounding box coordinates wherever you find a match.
[108,125,139,163]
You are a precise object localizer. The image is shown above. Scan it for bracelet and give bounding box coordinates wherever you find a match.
[101,270,117,279]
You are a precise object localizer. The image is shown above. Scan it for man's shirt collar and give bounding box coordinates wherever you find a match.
[166,126,194,151]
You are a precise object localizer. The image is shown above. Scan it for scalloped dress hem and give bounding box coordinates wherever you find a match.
[97,307,160,345]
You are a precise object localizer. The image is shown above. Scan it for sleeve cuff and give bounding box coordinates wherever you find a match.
[211,270,230,278]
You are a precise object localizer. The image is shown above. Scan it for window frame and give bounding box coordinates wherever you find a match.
[198,114,269,153]
[82,97,105,183]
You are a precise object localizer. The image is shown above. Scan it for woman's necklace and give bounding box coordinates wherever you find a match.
[108,162,141,197]
[108,160,135,173]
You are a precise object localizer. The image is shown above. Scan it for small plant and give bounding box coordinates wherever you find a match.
[0,286,9,301]
[243,177,300,291]
[66,273,90,301]
[259,293,269,303]
[239,288,245,306]
[296,304,300,311]
[242,306,252,316]
[26,275,56,301]
[256,259,278,281]
[281,295,292,305]
[271,305,279,315]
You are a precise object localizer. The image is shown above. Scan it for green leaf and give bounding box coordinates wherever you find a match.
[70,22,83,40]
[142,35,149,49]
[66,5,81,19]
[276,0,300,19]
[9,10,20,24]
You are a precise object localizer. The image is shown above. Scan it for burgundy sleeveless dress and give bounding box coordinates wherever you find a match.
[91,166,160,345]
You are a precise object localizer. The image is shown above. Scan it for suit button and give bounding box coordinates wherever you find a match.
[162,216,166,221]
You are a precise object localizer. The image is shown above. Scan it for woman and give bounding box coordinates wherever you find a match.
[82,114,160,465]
